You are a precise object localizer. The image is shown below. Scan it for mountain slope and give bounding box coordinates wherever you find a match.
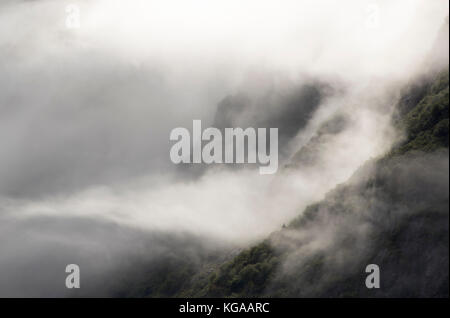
[183,69,449,298]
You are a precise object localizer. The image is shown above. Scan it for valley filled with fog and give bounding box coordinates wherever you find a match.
[0,0,448,296]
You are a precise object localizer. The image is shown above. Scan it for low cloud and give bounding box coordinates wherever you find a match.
[0,0,448,296]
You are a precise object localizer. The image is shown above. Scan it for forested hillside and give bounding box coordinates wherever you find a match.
[186,69,449,297]
[131,67,448,298]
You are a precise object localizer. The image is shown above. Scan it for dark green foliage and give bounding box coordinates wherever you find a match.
[288,203,321,228]
[394,69,449,153]
[200,241,280,297]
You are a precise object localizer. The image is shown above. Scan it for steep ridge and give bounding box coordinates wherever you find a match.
[185,69,449,297]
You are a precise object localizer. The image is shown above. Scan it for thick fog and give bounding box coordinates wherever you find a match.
[0,0,448,296]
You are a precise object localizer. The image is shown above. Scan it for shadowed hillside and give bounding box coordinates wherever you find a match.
[122,67,448,298]
[188,69,449,298]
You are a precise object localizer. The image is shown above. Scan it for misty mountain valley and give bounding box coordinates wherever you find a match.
[0,0,448,300]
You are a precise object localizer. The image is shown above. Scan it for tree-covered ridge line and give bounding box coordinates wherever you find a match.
[393,69,449,154]
[123,67,448,298]
[180,67,449,298]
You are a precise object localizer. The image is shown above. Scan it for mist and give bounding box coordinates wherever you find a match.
[0,0,448,296]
